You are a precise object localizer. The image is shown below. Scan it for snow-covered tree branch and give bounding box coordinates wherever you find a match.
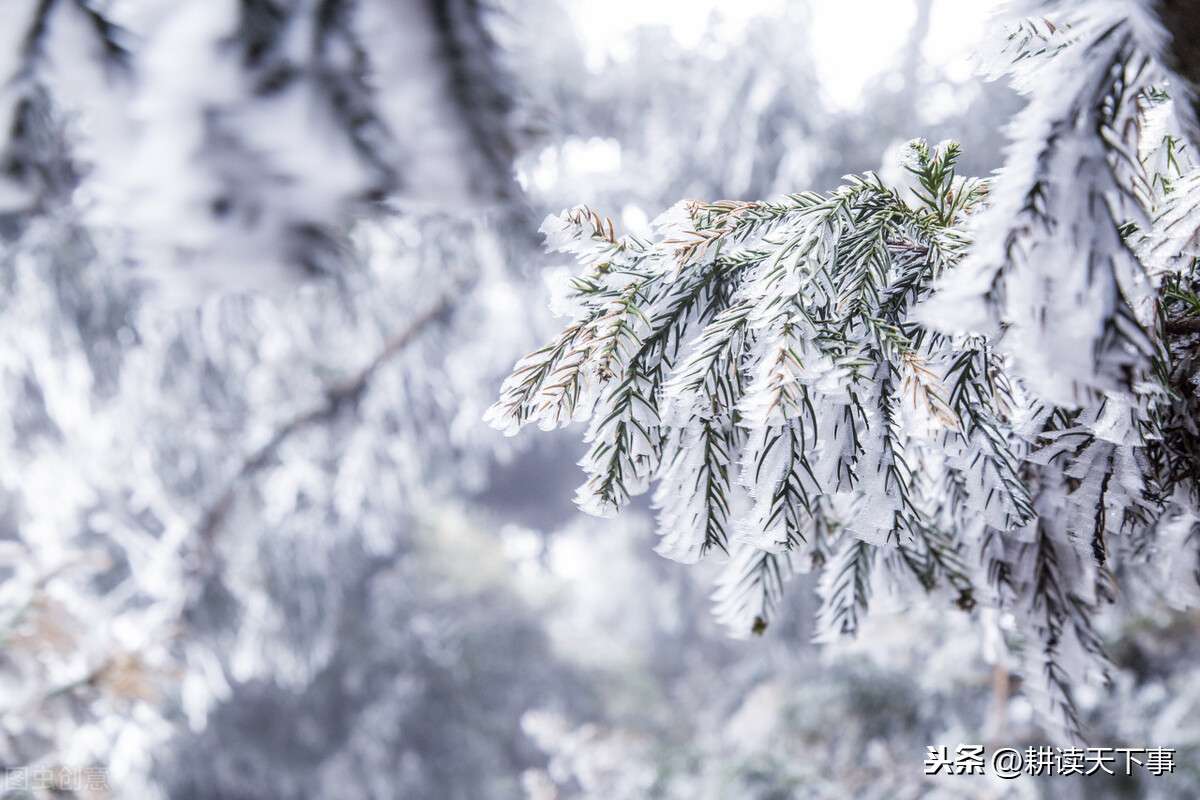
[491,2,1200,740]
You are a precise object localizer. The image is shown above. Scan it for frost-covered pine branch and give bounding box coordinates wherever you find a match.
[489,141,1015,643]
[490,9,1200,736]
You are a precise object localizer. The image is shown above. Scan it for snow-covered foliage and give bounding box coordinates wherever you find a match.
[491,3,1200,740]
[8,0,1200,794]
[0,3,543,790]
[921,0,1190,407]
[0,201,533,793]
[522,601,1200,800]
[517,517,1200,800]
[1,0,521,296]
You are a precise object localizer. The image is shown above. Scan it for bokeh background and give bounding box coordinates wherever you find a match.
[1,1,1197,798]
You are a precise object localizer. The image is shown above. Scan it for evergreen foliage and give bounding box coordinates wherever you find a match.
[491,3,1200,739]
